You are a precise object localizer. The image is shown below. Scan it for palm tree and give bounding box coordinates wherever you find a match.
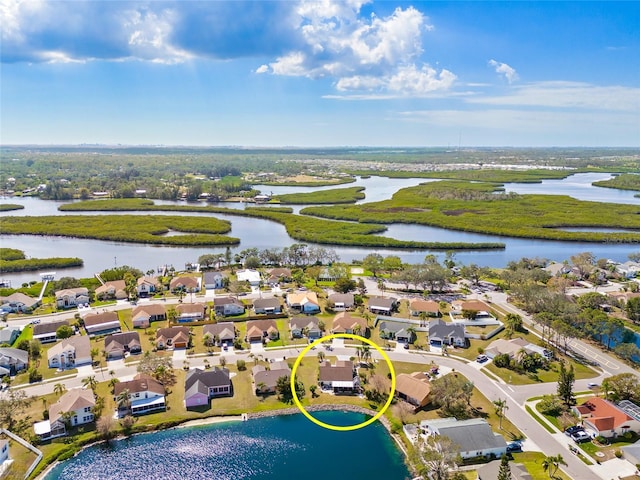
[406,326,417,344]
[542,454,567,478]
[361,345,372,365]
[493,398,508,430]
[82,375,97,393]
[317,351,325,363]
[53,383,66,397]
[109,377,120,393]
[116,388,131,414]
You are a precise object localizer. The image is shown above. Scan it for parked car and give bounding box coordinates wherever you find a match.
[565,426,584,436]
[571,431,591,443]
[587,382,600,389]
[506,442,522,452]
[403,343,409,350]
[476,354,488,363]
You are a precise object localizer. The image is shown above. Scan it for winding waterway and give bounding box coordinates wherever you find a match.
[44,412,411,480]
[1,173,639,284]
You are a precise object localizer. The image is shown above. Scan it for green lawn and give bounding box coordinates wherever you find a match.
[511,452,572,480]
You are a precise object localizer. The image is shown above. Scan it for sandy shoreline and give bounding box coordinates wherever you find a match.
[175,415,244,428]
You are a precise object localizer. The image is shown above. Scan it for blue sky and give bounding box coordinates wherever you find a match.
[1,1,638,147]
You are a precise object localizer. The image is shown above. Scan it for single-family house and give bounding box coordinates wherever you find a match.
[328,293,355,311]
[253,361,291,395]
[409,299,441,318]
[184,367,232,408]
[136,276,160,297]
[286,291,321,314]
[267,268,292,286]
[33,320,70,344]
[319,360,357,393]
[378,321,414,344]
[485,338,543,359]
[0,347,28,375]
[621,440,640,468]
[544,262,571,277]
[428,319,466,348]
[617,261,640,279]
[572,397,640,438]
[114,373,166,416]
[0,326,21,345]
[419,418,507,460]
[289,316,322,340]
[246,320,279,343]
[95,280,128,301]
[104,331,142,359]
[450,300,495,321]
[170,276,200,293]
[253,297,282,314]
[213,296,245,317]
[368,297,396,315]
[175,303,206,322]
[204,271,227,290]
[156,327,190,349]
[83,311,121,336]
[0,292,41,313]
[131,304,166,328]
[396,372,431,411]
[237,269,261,286]
[203,322,236,346]
[331,312,368,336]
[477,461,532,480]
[48,335,92,369]
[55,287,89,309]
[0,439,9,465]
[34,389,95,440]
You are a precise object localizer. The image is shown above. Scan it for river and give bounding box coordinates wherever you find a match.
[44,412,411,480]
[1,173,639,284]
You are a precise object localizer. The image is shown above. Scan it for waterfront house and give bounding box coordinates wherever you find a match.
[203,322,236,346]
[156,327,190,349]
[114,373,166,416]
[0,326,21,345]
[253,297,282,314]
[95,280,127,301]
[328,293,355,311]
[204,271,227,290]
[286,291,321,314]
[409,299,441,318]
[0,347,28,375]
[236,269,261,286]
[84,311,121,336]
[213,296,245,317]
[175,303,206,322]
[367,296,396,315]
[331,312,368,336]
[0,292,41,313]
[617,261,640,279]
[132,304,166,328]
[418,418,507,460]
[395,372,431,411]
[104,331,142,359]
[319,360,357,393]
[253,361,291,395]
[289,316,322,340]
[33,320,70,344]
[428,319,466,348]
[170,276,200,293]
[572,397,640,438]
[54,287,89,309]
[184,367,232,408]
[136,276,160,297]
[246,320,279,343]
[48,336,91,368]
[34,389,95,440]
[544,262,571,277]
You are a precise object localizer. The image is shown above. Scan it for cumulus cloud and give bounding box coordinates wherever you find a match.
[488,59,518,83]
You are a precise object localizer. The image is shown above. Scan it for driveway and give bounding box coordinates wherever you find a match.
[250,342,265,353]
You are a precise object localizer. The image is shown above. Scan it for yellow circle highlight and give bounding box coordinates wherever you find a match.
[290,333,396,431]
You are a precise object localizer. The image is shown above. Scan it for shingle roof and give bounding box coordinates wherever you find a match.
[47,336,91,361]
[114,373,164,396]
[396,372,431,404]
[421,418,506,453]
[33,320,69,336]
[253,298,281,309]
[319,360,354,382]
[0,347,29,364]
[105,332,141,354]
[332,312,366,333]
[290,316,320,331]
[156,327,190,344]
[409,299,440,313]
[185,367,230,396]
[132,304,166,317]
[84,311,119,327]
[203,322,236,339]
[49,389,95,425]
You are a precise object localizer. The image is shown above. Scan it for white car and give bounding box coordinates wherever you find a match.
[587,382,599,389]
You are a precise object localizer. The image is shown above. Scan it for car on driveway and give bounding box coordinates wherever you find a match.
[571,431,591,443]
[476,354,488,363]
[565,425,584,436]
[506,441,522,453]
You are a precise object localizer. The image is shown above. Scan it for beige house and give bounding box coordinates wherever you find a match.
[95,280,127,300]
[48,336,92,369]
[395,372,431,410]
[132,304,167,328]
[55,287,89,309]
[34,389,95,439]
[331,312,367,336]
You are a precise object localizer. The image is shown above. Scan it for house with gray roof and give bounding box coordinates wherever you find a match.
[379,320,414,344]
[213,296,245,317]
[104,331,142,359]
[33,320,69,344]
[253,297,282,314]
[0,347,28,375]
[328,293,355,311]
[289,316,322,340]
[478,460,532,480]
[419,418,507,460]
[367,296,397,315]
[0,292,40,313]
[0,326,20,346]
[203,322,236,346]
[204,271,227,290]
[253,361,291,395]
[428,319,466,348]
[184,367,231,408]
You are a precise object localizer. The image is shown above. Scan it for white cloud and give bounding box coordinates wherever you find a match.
[255,64,269,74]
[488,59,518,83]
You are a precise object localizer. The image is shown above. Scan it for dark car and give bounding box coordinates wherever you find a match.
[506,442,522,452]
[403,343,410,350]
[565,426,583,435]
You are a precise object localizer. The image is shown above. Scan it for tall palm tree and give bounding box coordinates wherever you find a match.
[116,389,131,414]
[53,383,66,397]
[82,375,97,393]
[361,345,372,365]
[493,398,508,430]
[542,454,566,478]
[406,326,417,344]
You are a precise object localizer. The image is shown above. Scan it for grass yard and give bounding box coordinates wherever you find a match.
[486,354,597,386]
[6,438,37,480]
[511,452,573,480]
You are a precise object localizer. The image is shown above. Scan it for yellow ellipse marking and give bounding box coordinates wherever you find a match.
[290,333,396,431]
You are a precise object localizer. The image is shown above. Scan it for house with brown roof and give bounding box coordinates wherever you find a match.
[267,268,292,286]
[48,336,91,368]
[331,312,368,336]
[572,397,640,438]
[246,320,279,343]
[54,287,89,309]
[409,299,441,318]
[253,361,291,395]
[136,276,160,297]
[253,297,282,314]
[0,292,41,313]
[132,304,166,328]
[34,389,95,439]
[213,296,245,317]
[368,296,397,315]
[114,373,165,416]
[290,316,322,340]
[319,360,357,393]
[83,311,121,336]
[450,299,495,321]
[203,322,236,346]
[156,326,190,349]
[328,293,355,311]
[104,331,142,359]
[185,367,231,408]
[95,280,127,301]
[395,372,431,411]
[170,275,200,293]
[175,303,206,322]
[33,320,70,344]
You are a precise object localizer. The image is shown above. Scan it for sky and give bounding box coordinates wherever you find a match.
[1,1,639,147]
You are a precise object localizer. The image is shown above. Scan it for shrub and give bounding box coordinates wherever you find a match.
[615,450,623,458]
[493,353,511,369]
[236,359,247,371]
[537,394,564,416]
[29,368,43,383]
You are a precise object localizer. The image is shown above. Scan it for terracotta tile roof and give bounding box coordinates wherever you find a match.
[578,397,633,431]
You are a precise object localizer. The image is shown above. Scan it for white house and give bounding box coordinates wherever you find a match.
[572,397,640,438]
[0,347,28,375]
[0,439,9,465]
[213,296,245,317]
[113,373,166,416]
[204,271,227,290]
[136,276,160,297]
[55,288,89,309]
[418,418,507,460]
[237,269,261,286]
[48,336,92,369]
